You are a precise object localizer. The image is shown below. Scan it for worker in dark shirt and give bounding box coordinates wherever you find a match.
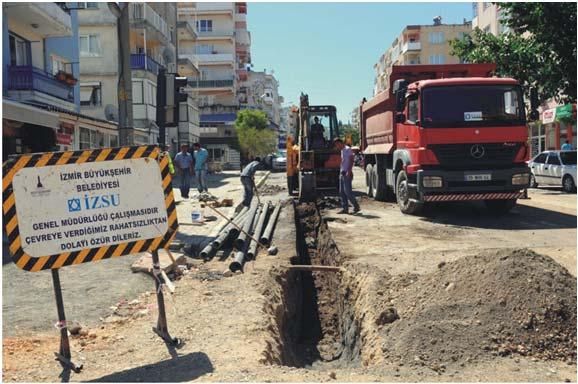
[240,157,262,207]
[310,116,325,148]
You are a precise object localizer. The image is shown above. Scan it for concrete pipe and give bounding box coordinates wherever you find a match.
[260,201,282,246]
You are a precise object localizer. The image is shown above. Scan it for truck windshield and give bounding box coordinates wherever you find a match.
[421,85,525,128]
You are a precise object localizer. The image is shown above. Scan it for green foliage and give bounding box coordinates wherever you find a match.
[234,109,277,159]
[450,2,576,103]
[339,122,360,146]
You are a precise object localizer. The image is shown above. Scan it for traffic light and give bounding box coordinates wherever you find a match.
[156,68,190,146]
[172,76,188,128]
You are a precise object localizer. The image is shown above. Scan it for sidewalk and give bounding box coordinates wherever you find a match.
[172,170,269,253]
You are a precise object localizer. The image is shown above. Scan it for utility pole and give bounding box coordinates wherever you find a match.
[109,2,134,145]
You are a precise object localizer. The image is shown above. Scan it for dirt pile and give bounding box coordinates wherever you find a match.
[379,248,576,368]
[258,184,285,195]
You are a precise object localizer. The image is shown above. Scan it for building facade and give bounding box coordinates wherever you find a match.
[373,17,471,96]
[3,2,117,160]
[78,2,200,147]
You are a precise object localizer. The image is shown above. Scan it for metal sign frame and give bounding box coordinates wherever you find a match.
[2,145,178,272]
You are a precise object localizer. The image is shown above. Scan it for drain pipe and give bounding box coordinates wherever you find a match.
[234,201,260,250]
[200,209,248,260]
[260,201,282,246]
[247,201,270,260]
[211,208,250,251]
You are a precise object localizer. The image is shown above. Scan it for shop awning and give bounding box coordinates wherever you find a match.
[2,99,59,129]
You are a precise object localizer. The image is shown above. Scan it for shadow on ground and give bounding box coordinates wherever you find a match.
[88,352,213,382]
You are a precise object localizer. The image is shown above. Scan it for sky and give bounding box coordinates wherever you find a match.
[248,2,473,122]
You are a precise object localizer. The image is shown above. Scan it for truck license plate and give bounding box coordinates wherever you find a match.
[465,174,492,181]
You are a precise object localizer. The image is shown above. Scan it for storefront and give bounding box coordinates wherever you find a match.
[530,103,577,157]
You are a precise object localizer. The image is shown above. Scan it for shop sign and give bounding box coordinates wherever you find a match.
[56,133,72,145]
[556,104,575,122]
[542,108,556,124]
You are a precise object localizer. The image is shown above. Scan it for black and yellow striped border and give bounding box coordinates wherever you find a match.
[2,145,178,272]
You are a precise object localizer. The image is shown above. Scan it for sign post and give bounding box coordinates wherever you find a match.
[2,145,179,371]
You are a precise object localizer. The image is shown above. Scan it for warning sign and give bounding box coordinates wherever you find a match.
[2,145,178,272]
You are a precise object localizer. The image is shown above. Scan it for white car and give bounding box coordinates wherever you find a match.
[272,150,287,171]
[528,150,576,193]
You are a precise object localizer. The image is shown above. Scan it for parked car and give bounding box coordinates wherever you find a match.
[528,150,576,193]
[272,149,287,171]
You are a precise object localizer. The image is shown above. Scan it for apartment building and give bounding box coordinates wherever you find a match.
[177,2,251,169]
[78,2,200,146]
[242,69,282,128]
[472,2,577,153]
[373,17,471,95]
[2,2,117,159]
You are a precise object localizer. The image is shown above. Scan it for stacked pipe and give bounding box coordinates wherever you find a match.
[229,203,261,272]
[247,201,270,260]
[200,206,249,260]
[260,201,281,246]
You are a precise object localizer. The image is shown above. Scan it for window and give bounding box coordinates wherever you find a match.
[51,56,69,75]
[546,154,561,165]
[78,2,98,9]
[533,153,547,164]
[79,34,101,57]
[408,97,419,123]
[428,32,445,44]
[196,45,214,55]
[109,135,119,148]
[560,151,577,165]
[428,54,445,64]
[79,128,91,149]
[196,20,213,32]
[8,33,30,66]
[483,2,491,10]
[80,83,102,107]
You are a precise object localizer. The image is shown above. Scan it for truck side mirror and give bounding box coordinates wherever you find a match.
[529,87,539,120]
[395,90,405,112]
[395,113,406,124]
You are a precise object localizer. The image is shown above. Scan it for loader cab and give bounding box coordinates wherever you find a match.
[306,106,339,150]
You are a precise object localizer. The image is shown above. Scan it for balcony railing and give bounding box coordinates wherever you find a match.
[130,3,171,42]
[131,54,162,75]
[197,30,234,38]
[402,41,421,53]
[187,79,235,88]
[190,53,235,63]
[7,65,74,102]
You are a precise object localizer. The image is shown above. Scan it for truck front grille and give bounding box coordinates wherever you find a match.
[429,143,521,170]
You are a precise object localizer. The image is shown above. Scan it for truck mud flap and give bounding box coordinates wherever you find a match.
[423,192,525,202]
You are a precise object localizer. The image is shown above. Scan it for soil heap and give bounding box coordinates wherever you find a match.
[379,248,577,368]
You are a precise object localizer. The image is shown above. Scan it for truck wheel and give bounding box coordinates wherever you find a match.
[374,156,394,201]
[529,173,538,188]
[563,175,576,193]
[484,199,516,215]
[299,173,315,201]
[365,164,374,198]
[396,170,423,215]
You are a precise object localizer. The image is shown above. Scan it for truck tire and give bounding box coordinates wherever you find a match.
[299,173,315,201]
[396,170,423,215]
[563,175,576,193]
[484,199,516,215]
[374,156,394,202]
[365,164,374,198]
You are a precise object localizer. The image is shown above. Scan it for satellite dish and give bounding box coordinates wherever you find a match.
[104,104,119,122]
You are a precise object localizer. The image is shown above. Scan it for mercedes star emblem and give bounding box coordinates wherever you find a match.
[470,144,485,159]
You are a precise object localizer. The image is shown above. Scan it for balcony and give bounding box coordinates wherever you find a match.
[402,41,421,53]
[195,2,234,15]
[191,53,235,65]
[4,2,72,37]
[130,53,162,75]
[236,69,248,81]
[187,78,235,89]
[197,30,235,40]
[177,20,197,40]
[7,65,74,103]
[130,3,171,43]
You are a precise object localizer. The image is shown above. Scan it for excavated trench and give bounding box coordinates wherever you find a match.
[260,201,368,368]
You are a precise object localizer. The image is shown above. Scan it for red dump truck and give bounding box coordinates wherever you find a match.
[359,64,537,214]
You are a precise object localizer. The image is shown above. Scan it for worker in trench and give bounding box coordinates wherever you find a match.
[240,157,263,207]
[334,138,360,214]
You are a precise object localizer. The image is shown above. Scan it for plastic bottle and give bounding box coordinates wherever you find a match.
[191,200,202,223]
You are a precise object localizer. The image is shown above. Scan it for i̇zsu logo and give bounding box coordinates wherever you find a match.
[67,194,120,213]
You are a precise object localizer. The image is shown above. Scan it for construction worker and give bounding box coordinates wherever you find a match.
[334,138,360,214]
[240,157,262,207]
[163,145,175,175]
[311,116,325,148]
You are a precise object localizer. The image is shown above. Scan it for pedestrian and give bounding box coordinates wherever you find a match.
[334,138,360,214]
[174,144,193,199]
[561,140,573,151]
[192,143,209,194]
[163,145,175,176]
[240,157,262,207]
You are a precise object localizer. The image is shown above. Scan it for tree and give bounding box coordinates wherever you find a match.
[450,2,576,104]
[338,121,360,146]
[234,109,277,160]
